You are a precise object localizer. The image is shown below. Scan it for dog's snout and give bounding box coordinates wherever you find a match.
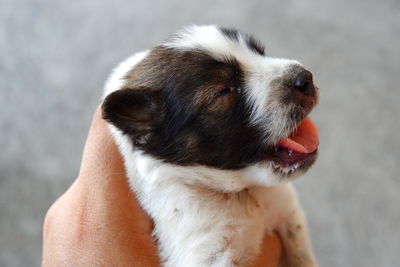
[272,65,318,113]
[293,70,314,96]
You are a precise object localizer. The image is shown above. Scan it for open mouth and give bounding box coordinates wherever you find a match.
[266,118,319,176]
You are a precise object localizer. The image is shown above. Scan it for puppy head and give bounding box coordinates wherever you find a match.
[102,25,319,188]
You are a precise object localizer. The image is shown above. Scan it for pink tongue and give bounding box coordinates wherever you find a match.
[277,118,319,154]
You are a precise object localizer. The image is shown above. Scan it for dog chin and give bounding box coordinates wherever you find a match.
[269,150,318,180]
[239,151,317,187]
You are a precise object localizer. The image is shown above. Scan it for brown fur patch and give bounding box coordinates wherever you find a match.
[123,46,243,110]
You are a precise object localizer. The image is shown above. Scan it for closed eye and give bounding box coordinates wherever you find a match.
[216,86,240,97]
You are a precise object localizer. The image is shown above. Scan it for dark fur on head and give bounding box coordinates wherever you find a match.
[103,47,267,169]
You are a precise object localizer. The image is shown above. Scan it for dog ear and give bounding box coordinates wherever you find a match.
[102,88,163,139]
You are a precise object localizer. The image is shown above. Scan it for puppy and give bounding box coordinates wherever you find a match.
[102,25,319,267]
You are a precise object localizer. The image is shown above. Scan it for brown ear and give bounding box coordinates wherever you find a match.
[102,88,163,137]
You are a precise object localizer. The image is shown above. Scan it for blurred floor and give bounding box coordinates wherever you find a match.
[1,0,399,266]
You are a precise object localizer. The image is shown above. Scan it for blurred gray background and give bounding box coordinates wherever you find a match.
[1,0,399,266]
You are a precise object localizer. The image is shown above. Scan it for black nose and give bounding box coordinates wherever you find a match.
[293,70,314,96]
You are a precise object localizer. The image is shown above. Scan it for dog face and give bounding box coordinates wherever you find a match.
[103,25,319,187]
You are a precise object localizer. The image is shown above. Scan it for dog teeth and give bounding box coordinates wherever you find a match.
[288,149,293,156]
[273,162,300,175]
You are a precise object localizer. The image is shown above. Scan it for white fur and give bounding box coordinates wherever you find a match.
[103,25,317,266]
